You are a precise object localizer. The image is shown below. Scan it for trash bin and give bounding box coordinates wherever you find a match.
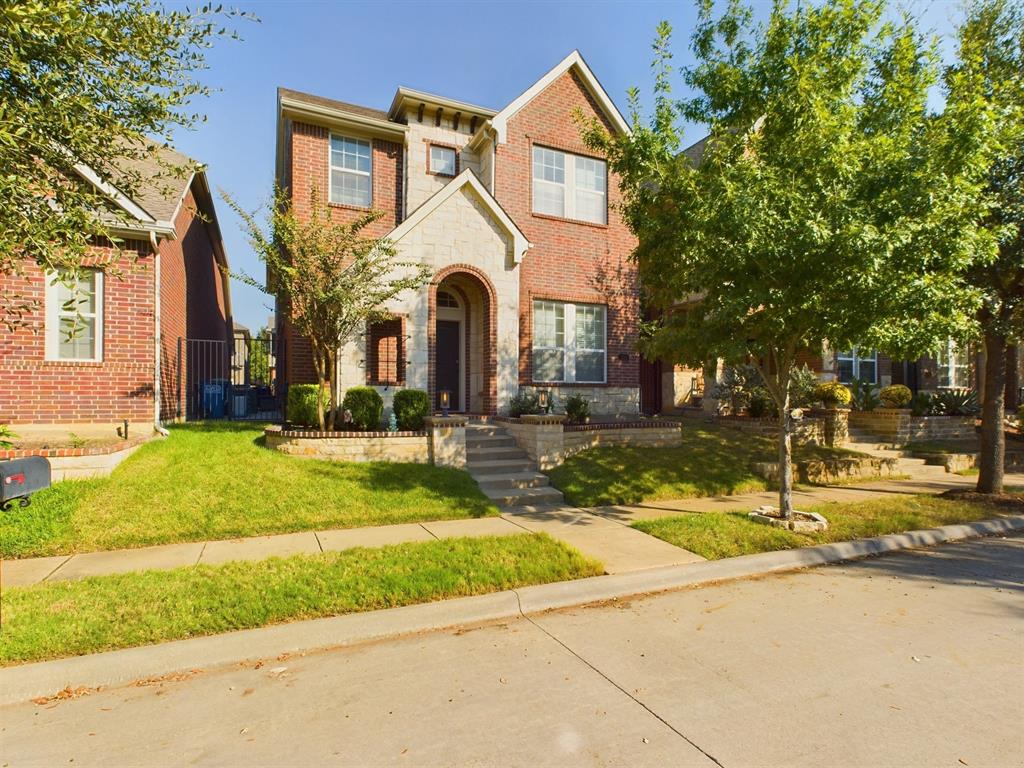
[202,382,225,418]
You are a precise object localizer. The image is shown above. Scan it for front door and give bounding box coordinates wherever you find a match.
[436,320,461,411]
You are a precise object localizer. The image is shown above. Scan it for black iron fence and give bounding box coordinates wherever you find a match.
[176,334,282,421]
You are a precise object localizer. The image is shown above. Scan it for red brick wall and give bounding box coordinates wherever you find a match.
[0,243,157,425]
[494,69,640,390]
[280,120,404,386]
[158,185,229,420]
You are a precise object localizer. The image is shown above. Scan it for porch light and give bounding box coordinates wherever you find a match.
[440,389,451,416]
[537,390,549,412]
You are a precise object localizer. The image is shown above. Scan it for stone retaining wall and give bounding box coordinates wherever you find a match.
[496,415,680,470]
[912,450,1024,473]
[715,416,828,446]
[751,456,901,484]
[1,436,151,481]
[264,416,468,468]
[848,410,976,444]
[265,426,430,464]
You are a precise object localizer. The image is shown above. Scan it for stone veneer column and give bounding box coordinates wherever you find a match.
[519,414,566,470]
[821,408,850,447]
[426,416,468,468]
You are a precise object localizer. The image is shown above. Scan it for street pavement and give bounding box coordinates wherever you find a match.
[2,534,1021,767]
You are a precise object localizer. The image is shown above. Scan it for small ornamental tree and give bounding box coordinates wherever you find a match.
[582,1,987,518]
[227,187,430,431]
[0,0,250,326]
[944,0,1023,494]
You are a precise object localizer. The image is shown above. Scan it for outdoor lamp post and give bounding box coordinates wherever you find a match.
[440,389,451,417]
[537,390,549,413]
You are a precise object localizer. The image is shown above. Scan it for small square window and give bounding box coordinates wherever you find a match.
[430,145,457,176]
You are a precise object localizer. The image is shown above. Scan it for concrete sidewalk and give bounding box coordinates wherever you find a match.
[5,470,1021,588]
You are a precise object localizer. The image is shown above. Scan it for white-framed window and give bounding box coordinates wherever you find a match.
[937,339,970,389]
[532,146,607,224]
[532,300,606,383]
[46,269,103,362]
[429,145,457,176]
[837,346,877,384]
[329,135,372,207]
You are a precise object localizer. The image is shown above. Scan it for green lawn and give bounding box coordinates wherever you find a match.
[632,492,1021,560]
[0,423,497,558]
[0,533,602,665]
[547,423,867,507]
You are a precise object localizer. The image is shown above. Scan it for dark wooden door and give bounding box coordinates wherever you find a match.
[436,320,461,410]
[639,353,663,415]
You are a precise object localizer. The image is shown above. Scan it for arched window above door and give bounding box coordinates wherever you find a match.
[437,290,460,308]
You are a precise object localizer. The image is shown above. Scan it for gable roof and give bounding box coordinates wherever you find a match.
[489,50,630,143]
[278,87,390,123]
[388,169,530,263]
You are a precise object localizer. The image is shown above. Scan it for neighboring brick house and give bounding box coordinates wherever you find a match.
[275,51,640,416]
[0,147,232,436]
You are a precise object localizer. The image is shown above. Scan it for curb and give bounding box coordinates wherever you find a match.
[1,515,1021,707]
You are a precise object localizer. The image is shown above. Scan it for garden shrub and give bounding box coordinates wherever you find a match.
[789,365,819,409]
[712,364,760,414]
[748,387,778,418]
[910,391,938,417]
[392,389,430,431]
[508,391,541,417]
[879,384,913,408]
[564,394,591,424]
[341,387,384,431]
[814,381,852,407]
[286,384,328,427]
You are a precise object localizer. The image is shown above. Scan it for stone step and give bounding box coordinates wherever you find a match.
[465,445,529,461]
[466,435,517,449]
[483,485,565,507]
[465,424,508,437]
[467,458,534,474]
[471,471,551,490]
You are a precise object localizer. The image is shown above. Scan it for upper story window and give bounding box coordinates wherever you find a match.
[837,346,876,384]
[429,145,457,176]
[532,300,607,384]
[937,339,970,389]
[532,146,607,225]
[329,135,372,207]
[46,269,103,362]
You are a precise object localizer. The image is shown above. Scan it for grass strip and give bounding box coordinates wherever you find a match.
[632,493,1020,560]
[0,534,602,665]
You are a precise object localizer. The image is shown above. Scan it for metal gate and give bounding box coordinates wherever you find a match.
[175,333,282,421]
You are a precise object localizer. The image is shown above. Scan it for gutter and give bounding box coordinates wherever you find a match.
[151,231,162,429]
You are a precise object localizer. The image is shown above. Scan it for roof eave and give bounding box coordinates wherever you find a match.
[279,96,408,141]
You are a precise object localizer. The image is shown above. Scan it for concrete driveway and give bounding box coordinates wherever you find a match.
[2,535,1021,767]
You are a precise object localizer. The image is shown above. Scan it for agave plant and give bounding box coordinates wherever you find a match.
[848,377,880,411]
[933,388,980,417]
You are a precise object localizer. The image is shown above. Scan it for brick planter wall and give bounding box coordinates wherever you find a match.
[1,436,152,481]
[848,409,976,444]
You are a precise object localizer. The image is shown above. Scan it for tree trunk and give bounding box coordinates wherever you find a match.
[777,388,794,518]
[977,328,1007,495]
[312,346,327,432]
[325,348,338,431]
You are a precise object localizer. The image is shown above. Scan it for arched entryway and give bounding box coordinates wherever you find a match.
[429,266,497,414]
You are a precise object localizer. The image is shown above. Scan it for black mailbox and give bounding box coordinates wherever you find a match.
[0,456,51,510]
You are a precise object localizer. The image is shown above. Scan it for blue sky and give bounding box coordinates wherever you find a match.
[167,0,966,332]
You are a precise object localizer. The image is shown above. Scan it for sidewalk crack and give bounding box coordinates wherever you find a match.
[195,542,207,566]
[41,555,74,582]
[313,532,324,553]
[515,593,725,768]
[419,523,440,540]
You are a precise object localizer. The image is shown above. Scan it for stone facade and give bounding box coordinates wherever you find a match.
[848,410,976,444]
[519,385,640,418]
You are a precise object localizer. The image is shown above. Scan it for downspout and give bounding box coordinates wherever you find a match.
[150,230,168,435]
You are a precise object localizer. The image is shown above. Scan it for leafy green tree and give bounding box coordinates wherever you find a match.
[249,328,272,385]
[226,187,430,431]
[0,0,248,326]
[582,0,988,518]
[944,0,1023,494]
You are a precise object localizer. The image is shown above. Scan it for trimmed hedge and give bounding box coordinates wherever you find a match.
[287,384,328,427]
[342,387,384,431]
[815,381,852,407]
[393,389,430,431]
[879,384,913,408]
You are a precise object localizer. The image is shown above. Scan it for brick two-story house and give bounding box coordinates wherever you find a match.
[0,147,232,438]
[275,51,640,417]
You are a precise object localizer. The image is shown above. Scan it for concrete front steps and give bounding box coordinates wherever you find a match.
[466,422,565,508]
[845,427,952,479]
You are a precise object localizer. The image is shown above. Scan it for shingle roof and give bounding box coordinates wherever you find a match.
[681,136,709,166]
[111,144,198,223]
[278,87,391,122]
